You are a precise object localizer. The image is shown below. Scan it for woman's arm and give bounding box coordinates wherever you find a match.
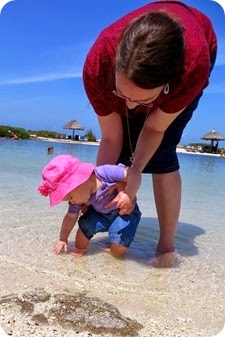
[96,112,123,166]
[134,107,183,169]
[102,107,185,214]
[124,107,185,203]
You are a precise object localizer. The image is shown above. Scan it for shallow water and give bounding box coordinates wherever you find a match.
[0,138,224,336]
[0,138,224,265]
[0,140,225,263]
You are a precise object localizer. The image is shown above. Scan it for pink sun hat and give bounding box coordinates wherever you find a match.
[38,154,94,206]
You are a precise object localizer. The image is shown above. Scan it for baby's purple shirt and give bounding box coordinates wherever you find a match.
[68,164,125,214]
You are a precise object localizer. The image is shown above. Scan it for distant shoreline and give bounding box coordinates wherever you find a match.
[1,136,222,157]
[37,137,222,157]
[35,136,100,147]
[176,147,221,157]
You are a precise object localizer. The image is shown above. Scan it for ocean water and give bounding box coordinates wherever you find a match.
[1,138,225,336]
[0,138,224,265]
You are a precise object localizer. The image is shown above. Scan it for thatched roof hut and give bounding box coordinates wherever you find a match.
[201,128,225,153]
[201,128,225,141]
[63,119,84,139]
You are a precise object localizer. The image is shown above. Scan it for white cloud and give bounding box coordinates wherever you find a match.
[0,71,82,86]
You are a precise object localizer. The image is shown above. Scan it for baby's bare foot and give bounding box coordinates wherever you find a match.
[98,246,126,259]
[70,248,86,258]
[98,246,112,254]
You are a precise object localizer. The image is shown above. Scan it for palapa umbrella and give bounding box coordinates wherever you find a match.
[201,128,225,152]
[201,128,225,141]
[63,119,84,140]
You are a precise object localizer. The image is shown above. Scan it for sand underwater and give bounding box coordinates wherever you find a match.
[0,139,224,336]
[0,205,224,337]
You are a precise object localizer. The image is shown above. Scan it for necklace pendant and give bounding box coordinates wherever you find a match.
[130,153,135,164]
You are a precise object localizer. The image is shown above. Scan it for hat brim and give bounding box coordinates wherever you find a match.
[49,162,94,206]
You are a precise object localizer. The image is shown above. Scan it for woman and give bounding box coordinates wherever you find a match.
[82,1,217,267]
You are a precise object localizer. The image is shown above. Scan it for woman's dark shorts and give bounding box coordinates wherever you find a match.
[118,52,217,174]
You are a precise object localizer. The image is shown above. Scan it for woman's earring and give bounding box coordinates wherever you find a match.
[164,83,169,95]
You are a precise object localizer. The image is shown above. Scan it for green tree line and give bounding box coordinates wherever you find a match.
[0,125,97,142]
[0,125,30,139]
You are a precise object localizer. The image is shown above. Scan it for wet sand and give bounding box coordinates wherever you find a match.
[0,210,224,337]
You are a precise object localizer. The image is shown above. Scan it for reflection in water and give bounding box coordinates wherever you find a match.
[198,156,218,173]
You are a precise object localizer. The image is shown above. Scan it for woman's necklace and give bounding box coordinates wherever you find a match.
[126,106,150,164]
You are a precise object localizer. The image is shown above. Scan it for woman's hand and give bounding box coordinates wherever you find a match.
[104,181,135,214]
[105,190,135,215]
[115,191,135,215]
[104,167,142,214]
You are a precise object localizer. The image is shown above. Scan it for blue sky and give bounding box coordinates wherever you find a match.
[0,0,224,144]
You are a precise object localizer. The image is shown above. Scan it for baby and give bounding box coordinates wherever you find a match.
[38,154,141,258]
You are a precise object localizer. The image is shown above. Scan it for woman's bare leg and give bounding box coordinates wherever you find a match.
[151,170,181,267]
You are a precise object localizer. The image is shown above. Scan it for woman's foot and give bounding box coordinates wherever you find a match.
[148,250,180,268]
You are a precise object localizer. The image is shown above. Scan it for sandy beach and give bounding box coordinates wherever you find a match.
[0,208,224,337]
[36,137,100,147]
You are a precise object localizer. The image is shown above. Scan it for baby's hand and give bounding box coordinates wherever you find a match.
[54,241,68,254]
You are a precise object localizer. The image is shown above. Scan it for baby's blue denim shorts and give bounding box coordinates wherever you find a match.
[78,203,141,247]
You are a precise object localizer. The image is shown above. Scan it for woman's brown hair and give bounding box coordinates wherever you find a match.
[115,11,184,89]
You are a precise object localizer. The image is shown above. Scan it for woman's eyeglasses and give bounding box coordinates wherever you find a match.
[112,90,153,108]
[112,90,153,107]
